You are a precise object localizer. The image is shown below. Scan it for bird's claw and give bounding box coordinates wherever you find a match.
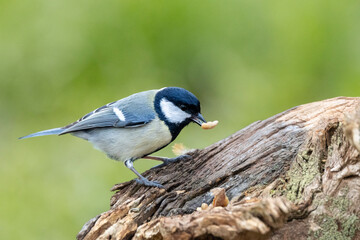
[151,154,192,169]
[175,154,192,162]
[135,178,164,188]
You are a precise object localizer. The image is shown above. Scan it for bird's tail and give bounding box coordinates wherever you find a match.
[19,127,64,139]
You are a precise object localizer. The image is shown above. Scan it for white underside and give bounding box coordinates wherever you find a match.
[72,118,172,161]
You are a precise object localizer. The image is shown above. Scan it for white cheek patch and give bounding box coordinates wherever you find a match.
[113,107,126,121]
[160,98,191,124]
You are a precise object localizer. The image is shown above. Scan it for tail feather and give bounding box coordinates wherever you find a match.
[19,127,64,139]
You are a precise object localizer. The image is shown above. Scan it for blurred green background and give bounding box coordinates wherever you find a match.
[1,0,360,239]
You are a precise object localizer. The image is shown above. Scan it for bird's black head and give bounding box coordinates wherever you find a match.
[154,87,206,140]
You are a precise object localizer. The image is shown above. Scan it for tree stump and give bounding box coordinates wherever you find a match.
[77,97,360,240]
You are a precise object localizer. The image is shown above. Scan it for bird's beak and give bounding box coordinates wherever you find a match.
[190,113,206,126]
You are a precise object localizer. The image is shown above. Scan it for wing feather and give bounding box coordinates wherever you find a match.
[60,90,157,135]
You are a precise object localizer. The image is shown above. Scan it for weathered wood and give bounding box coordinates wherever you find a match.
[77,97,360,240]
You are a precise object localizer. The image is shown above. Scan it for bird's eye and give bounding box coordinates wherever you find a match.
[180,104,187,111]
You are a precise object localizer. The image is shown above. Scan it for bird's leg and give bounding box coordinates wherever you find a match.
[143,155,192,169]
[124,159,164,188]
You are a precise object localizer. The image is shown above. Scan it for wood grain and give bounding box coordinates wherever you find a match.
[78,97,360,240]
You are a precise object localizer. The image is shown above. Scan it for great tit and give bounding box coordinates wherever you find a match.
[20,87,207,188]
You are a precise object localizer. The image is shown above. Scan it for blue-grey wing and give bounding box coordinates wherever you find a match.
[60,90,157,135]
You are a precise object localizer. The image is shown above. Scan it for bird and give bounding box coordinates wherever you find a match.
[20,87,207,188]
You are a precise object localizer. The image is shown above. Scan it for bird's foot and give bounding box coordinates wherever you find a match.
[151,154,192,169]
[135,177,164,188]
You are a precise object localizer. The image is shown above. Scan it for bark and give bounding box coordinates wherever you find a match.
[77,97,360,240]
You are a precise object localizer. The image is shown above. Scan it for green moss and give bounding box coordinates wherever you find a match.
[331,195,349,213]
[308,214,359,240]
[308,189,359,240]
[268,178,286,197]
[285,149,320,202]
[269,189,276,197]
[342,215,359,239]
